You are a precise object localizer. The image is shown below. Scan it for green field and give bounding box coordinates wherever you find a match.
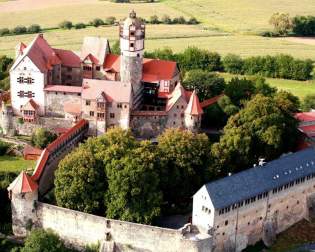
[164,0,315,33]
[1,0,315,59]
[219,72,315,100]
[0,155,35,173]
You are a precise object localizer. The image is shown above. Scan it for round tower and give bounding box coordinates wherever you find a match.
[119,10,145,98]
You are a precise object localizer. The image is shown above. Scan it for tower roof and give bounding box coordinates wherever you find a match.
[122,10,144,29]
[185,90,203,115]
[7,171,38,194]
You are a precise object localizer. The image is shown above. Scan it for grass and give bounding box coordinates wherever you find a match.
[219,72,315,100]
[268,219,315,252]
[0,155,35,173]
[164,0,315,33]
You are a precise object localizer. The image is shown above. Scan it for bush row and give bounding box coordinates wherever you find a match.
[144,47,314,81]
[0,24,41,36]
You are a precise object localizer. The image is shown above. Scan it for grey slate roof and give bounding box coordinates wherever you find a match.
[204,147,315,210]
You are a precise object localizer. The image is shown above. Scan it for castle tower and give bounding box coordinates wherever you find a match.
[119,10,145,107]
[184,90,203,132]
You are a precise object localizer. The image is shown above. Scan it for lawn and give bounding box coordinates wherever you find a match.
[0,155,35,173]
[164,0,315,33]
[219,72,315,100]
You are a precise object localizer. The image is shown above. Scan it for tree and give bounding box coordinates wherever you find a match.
[105,141,162,224]
[74,23,86,29]
[0,140,9,156]
[224,77,256,106]
[217,95,239,116]
[161,15,172,24]
[269,12,292,36]
[222,54,244,74]
[21,228,69,252]
[302,94,315,111]
[149,15,160,24]
[0,28,10,36]
[111,40,120,54]
[211,94,299,175]
[144,47,176,61]
[157,129,212,209]
[27,24,41,33]
[187,17,199,25]
[31,128,57,149]
[12,26,27,34]
[105,16,116,25]
[58,21,73,30]
[90,18,104,27]
[183,70,225,101]
[54,145,106,214]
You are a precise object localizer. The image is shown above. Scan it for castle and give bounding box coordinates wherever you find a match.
[8,10,204,137]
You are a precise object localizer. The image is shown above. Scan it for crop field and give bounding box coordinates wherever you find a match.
[1,0,315,59]
[164,0,315,33]
[219,72,315,100]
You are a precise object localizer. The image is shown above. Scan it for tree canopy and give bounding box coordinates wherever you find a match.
[31,128,57,149]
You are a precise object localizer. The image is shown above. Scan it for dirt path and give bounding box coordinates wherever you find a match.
[280,37,315,46]
[0,0,98,12]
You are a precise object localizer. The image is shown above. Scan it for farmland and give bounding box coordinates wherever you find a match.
[1,0,315,59]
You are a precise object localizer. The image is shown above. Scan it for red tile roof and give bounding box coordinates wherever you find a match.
[8,171,38,194]
[11,34,61,72]
[81,37,109,65]
[103,54,178,82]
[200,94,224,108]
[82,79,132,103]
[185,90,203,115]
[295,112,315,122]
[299,125,315,133]
[23,144,42,157]
[64,102,81,115]
[44,85,82,94]
[53,48,81,68]
[32,119,88,182]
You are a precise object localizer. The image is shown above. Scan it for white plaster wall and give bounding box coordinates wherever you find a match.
[10,56,46,116]
[166,97,187,128]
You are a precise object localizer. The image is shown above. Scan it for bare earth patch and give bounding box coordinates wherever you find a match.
[0,0,97,12]
[280,37,315,46]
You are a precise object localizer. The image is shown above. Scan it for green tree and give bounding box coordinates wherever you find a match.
[161,15,172,24]
[27,24,41,33]
[269,12,292,36]
[21,228,69,252]
[74,23,86,29]
[105,141,162,224]
[157,129,212,209]
[222,54,244,74]
[302,94,315,111]
[105,16,116,25]
[90,18,104,27]
[217,95,239,116]
[58,21,73,30]
[111,40,120,54]
[54,145,106,214]
[149,15,160,24]
[31,128,57,149]
[212,94,299,175]
[183,70,225,101]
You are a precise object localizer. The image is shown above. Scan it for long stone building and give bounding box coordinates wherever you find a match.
[192,147,315,251]
[7,11,207,137]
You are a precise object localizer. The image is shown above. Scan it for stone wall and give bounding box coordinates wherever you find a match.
[31,202,212,252]
[46,92,81,117]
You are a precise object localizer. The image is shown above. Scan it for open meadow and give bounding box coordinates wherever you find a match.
[0,155,35,173]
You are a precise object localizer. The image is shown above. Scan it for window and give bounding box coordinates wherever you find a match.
[83,65,92,71]
[89,111,94,117]
[67,67,72,72]
[97,112,105,120]
[174,113,177,117]
[96,66,101,71]
[27,91,33,98]
[124,104,127,109]
[17,77,24,83]
[67,75,72,80]
[117,103,122,108]
[97,102,105,108]
[130,31,135,36]
[86,100,91,106]
[130,43,134,48]
[225,220,228,226]
[26,77,34,84]
[18,91,24,97]
[110,113,115,118]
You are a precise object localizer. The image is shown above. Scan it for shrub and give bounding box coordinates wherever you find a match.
[58,21,73,30]
[149,15,160,24]
[105,16,116,25]
[0,140,9,156]
[0,28,10,36]
[74,23,86,29]
[302,94,315,111]
[31,128,57,149]
[269,12,292,36]
[187,17,199,25]
[222,54,244,74]
[21,228,69,252]
[292,15,315,36]
[90,18,104,27]
[12,26,27,35]
[161,15,172,24]
[27,24,41,33]
[177,16,186,24]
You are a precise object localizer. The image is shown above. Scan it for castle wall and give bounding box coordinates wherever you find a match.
[45,91,81,117]
[30,202,212,252]
[60,66,82,86]
[194,176,315,252]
